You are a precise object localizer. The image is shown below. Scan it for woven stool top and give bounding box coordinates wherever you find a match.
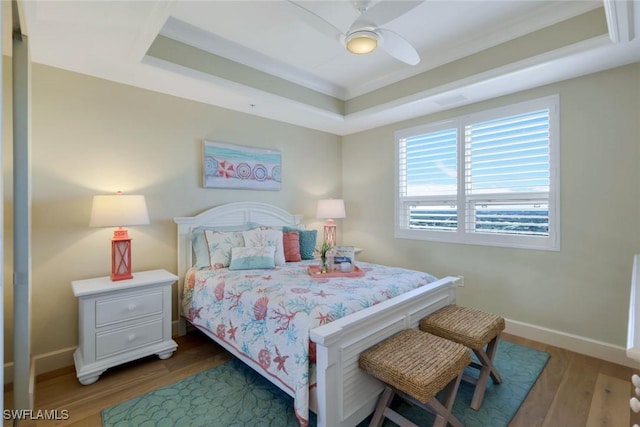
[419,304,505,350]
[359,329,470,404]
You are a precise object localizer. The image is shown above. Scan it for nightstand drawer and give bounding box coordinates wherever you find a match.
[95,290,163,327]
[96,319,163,359]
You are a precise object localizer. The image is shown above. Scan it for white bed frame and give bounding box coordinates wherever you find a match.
[174,201,459,427]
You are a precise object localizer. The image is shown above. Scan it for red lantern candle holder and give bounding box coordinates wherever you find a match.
[111,227,133,281]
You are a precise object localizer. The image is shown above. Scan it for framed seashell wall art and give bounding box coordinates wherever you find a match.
[202,140,281,190]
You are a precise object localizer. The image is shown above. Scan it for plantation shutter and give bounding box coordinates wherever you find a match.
[398,128,458,231]
[405,128,457,197]
[465,110,550,195]
[395,95,558,250]
[464,109,550,236]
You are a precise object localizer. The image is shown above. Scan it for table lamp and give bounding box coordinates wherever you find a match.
[316,199,346,247]
[89,192,150,281]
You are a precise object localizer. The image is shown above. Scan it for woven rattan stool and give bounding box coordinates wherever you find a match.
[419,304,505,410]
[359,328,470,427]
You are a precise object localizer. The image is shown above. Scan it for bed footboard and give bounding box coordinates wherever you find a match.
[310,275,458,427]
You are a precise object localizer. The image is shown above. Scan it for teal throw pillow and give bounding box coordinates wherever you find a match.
[283,226,317,260]
[229,246,276,270]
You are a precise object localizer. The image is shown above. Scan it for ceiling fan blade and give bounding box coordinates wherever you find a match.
[352,0,424,29]
[377,28,420,65]
[285,0,344,42]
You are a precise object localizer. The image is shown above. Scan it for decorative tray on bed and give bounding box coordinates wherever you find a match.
[308,265,365,278]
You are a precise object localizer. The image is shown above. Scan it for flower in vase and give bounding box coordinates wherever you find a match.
[315,241,337,273]
[315,241,336,260]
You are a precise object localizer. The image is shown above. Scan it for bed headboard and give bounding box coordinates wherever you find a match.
[173,202,303,332]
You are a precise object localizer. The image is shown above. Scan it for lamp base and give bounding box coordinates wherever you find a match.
[323,224,337,247]
[111,230,133,281]
[111,271,132,281]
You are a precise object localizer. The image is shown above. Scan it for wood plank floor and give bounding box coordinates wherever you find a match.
[4,331,640,426]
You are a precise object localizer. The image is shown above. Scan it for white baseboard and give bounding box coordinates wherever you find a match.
[34,347,76,376]
[4,323,184,385]
[4,347,75,385]
[505,318,636,368]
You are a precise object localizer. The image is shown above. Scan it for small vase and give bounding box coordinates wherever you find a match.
[320,256,328,273]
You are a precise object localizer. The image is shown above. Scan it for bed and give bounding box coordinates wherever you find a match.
[174,202,459,427]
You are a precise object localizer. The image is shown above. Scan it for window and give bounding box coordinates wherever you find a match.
[395,96,559,250]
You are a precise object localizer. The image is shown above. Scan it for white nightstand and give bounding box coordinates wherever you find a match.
[71,269,178,385]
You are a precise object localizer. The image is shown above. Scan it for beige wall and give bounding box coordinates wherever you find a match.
[3,59,640,375]
[342,63,640,347]
[3,62,342,367]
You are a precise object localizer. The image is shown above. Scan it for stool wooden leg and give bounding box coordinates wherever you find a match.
[441,371,462,411]
[470,334,502,410]
[485,334,503,384]
[369,386,396,427]
[432,373,464,427]
[392,383,465,427]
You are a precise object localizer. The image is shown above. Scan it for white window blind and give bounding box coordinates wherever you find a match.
[403,128,457,197]
[395,96,559,250]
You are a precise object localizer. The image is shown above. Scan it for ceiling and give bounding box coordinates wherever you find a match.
[13,0,640,135]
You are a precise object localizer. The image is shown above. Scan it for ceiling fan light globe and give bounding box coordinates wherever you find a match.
[346,31,378,54]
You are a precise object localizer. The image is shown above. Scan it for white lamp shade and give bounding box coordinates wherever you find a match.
[89,194,150,227]
[316,199,346,219]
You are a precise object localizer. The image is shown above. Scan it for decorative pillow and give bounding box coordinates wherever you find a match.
[283,231,302,262]
[229,246,276,270]
[192,223,258,269]
[283,226,317,260]
[192,229,216,269]
[243,227,286,266]
[202,230,245,269]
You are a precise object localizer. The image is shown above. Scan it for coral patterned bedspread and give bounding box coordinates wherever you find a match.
[181,260,438,426]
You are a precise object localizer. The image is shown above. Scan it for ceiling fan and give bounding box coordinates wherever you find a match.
[286,0,423,66]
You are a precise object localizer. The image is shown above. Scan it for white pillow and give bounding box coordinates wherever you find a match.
[242,227,286,266]
[203,230,245,269]
[192,224,255,269]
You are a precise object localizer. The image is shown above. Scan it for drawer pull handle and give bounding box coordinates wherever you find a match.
[127,303,138,311]
[127,334,137,343]
[631,397,640,413]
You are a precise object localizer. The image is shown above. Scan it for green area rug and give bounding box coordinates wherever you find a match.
[102,340,549,427]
